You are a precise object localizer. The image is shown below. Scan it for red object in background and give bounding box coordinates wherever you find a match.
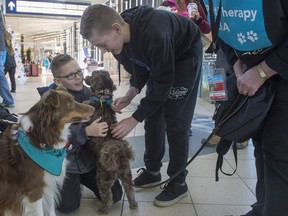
[38,66,42,75]
[31,64,38,76]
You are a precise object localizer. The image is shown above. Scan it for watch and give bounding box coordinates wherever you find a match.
[257,64,269,80]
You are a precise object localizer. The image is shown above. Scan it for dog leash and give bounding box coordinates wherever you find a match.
[134,94,249,189]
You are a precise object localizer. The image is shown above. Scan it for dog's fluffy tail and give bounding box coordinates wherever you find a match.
[99,140,134,171]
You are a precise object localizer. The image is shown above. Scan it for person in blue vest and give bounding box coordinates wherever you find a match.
[203,1,288,215]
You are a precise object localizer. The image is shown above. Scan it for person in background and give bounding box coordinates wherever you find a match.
[44,57,50,71]
[37,54,123,213]
[4,31,16,93]
[159,0,210,34]
[80,4,202,207]
[0,10,14,107]
[204,0,288,215]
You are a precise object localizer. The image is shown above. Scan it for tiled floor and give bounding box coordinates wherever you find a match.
[3,70,256,216]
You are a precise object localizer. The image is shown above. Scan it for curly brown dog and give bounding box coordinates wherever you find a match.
[84,70,138,215]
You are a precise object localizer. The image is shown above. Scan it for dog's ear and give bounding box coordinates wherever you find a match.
[43,90,61,108]
[85,75,92,86]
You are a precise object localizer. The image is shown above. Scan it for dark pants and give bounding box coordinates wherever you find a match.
[143,40,203,184]
[248,77,288,216]
[57,168,123,213]
[4,67,16,91]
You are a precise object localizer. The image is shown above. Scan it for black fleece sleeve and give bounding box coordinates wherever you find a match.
[132,34,175,122]
[265,36,288,80]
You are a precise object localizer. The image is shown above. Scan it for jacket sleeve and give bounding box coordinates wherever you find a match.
[196,2,211,34]
[114,52,150,91]
[132,34,175,122]
[0,9,6,51]
[265,36,288,80]
[68,123,89,147]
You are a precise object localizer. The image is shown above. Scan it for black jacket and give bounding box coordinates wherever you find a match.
[114,6,201,122]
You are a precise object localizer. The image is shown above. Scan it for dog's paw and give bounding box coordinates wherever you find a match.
[129,201,138,209]
[97,206,109,215]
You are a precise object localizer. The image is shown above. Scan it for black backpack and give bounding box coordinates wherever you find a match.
[211,73,276,181]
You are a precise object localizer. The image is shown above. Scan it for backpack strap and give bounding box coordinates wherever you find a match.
[215,141,238,181]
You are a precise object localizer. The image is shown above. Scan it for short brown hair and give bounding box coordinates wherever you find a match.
[50,54,74,77]
[80,4,124,39]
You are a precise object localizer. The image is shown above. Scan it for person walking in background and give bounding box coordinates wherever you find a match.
[80,4,202,207]
[4,31,16,93]
[159,0,210,34]
[44,56,50,71]
[204,0,288,215]
[0,10,14,107]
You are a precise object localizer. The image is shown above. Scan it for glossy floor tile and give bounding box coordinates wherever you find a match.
[2,71,256,216]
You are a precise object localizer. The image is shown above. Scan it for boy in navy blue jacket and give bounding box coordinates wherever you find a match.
[80,5,202,207]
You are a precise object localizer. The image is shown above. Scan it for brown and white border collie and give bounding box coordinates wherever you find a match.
[0,86,94,216]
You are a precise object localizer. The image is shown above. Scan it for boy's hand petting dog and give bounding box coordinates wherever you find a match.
[85,117,109,137]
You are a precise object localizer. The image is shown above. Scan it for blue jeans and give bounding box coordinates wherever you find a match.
[0,50,14,105]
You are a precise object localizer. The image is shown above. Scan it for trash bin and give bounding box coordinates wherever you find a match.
[31,64,38,76]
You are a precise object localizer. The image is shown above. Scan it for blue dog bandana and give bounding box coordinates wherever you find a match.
[17,130,67,176]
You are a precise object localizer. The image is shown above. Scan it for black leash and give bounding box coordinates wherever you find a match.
[134,95,248,189]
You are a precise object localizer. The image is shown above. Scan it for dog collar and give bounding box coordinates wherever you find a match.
[90,95,112,106]
[16,130,67,176]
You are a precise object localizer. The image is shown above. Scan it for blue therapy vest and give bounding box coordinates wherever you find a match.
[203,0,272,51]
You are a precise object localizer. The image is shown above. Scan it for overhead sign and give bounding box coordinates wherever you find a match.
[5,0,91,18]
[6,0,16,13]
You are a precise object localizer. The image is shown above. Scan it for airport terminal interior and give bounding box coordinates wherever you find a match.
[1,0,257,215]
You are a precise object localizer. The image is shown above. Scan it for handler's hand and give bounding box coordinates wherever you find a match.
[111,116,138,139]
[236,66,265,97]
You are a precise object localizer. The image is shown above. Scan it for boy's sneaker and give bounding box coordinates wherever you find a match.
[153,182,188,207]
[133,168,161,188]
